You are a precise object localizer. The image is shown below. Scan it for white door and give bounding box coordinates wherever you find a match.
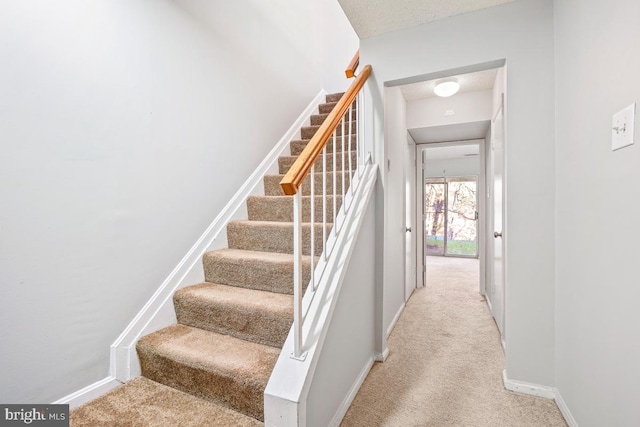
[491,103,506,338]
[404,136,417,301]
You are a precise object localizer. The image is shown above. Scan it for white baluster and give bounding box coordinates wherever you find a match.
[341,116,345,210]
[322,146,327,264]
[292,191,303,359]
[349,103,354,198]
[332,131,337,237]
[309,164,315,290]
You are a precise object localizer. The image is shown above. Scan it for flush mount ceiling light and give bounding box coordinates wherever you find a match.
[434,79,460,97]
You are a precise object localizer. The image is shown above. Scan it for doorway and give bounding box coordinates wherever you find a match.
[425,176,478,257]
[416,140,484,292]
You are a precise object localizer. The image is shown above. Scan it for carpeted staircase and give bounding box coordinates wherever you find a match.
[70,93,356,426]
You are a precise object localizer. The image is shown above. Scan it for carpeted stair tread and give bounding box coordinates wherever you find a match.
[301,122,357,139]
[311,114,326,126]
[325,92,345,103]
[203,248,315,294]
[263,172,350,196]
[310,110,357,125]
[70,377,262,427]
[227,220,328,255]
[247,195,341,222]
[319,102,338,114]
[290,136,357,156]
[137,324,279,421]
[279,151,358,174]
[174,282,292,348]
[319,101,357,114]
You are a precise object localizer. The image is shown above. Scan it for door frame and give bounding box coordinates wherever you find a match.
[403,133,418,301]
[415,140,486,294]
[424,175,480,258]
[488,97,506,345]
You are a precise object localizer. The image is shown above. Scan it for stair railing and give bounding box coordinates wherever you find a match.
[345,49,360,78]
[280,53,371,359]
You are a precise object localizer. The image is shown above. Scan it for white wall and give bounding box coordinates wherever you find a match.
[424,155,480,178]
[407,90,493,129]
[361,0,556,386]
[554,0,640,425]
[381,87,408,338]
[0,0,357,403]
[313,1,360,93]
[175,0,359,96]
[305,192,376,427]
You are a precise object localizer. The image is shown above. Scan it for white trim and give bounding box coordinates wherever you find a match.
[52,376,121,410]
[502,370,556,399]
[374,347,390,362]
[110,90,327,382]
[554,389,579,427]
[415,145,425,289]
[478,139,487,296]
[503,371,579,426]
[386,303,405,337]
[484,297,507,352]
[485,295,493,313]
[328,356,374,427]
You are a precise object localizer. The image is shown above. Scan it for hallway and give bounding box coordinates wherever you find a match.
[341,256,566,426]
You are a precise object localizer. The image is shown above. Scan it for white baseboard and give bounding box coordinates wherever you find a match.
[503,371,579,426]
[485,296,493,313]
[502,370,556,399]
[554,389,579,427]
[52,376,121,410]
[386,303,405,338]
[374,347,389,362]
[328,356,374,427]
[109,90,327,382]
[483,298,506,352]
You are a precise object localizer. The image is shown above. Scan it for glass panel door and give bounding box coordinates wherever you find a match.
[424,177,478,258]
[446,178,477,256]
[424,181,446,255]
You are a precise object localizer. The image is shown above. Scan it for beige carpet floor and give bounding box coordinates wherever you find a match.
[70,377,262,427]
[341,256,567,427]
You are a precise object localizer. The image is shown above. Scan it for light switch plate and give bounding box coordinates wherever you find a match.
[611,103,635,151]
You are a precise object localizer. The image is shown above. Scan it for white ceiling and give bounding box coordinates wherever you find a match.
[409,121,490,144]
[422,143,480,160]
[400,68,498,101]
[338,0,516,38]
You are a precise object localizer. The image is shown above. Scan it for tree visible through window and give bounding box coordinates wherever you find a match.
[425,177,477,256]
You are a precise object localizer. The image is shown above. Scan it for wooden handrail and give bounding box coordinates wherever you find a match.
[345,50,360,78]
[280,64,371,196]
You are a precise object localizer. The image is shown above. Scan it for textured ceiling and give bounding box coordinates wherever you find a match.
[338,0,515,38]
[400,68,498,101]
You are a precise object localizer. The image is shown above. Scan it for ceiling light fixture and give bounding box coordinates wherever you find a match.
[434,79,460,97]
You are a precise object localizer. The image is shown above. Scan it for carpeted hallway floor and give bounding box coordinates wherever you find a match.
[341,256,567,427]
